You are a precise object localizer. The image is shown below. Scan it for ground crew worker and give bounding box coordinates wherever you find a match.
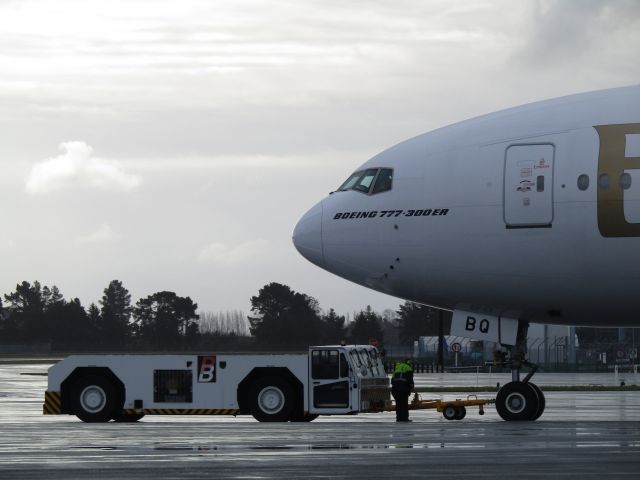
[391,359,414,422]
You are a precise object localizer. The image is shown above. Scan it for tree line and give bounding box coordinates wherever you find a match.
[247,283,451,349]
[0,280,200,349]
[0,280,450,351]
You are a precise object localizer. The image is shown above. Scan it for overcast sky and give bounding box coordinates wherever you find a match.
[1,0,639,317]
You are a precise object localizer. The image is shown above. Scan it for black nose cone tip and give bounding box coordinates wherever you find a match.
[292,201,324,267]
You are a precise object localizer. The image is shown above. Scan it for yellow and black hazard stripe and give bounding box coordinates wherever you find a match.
[122,408,241,416]
[43,391,62,415]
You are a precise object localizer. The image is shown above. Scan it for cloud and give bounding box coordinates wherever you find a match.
[25,141,141,194]
[514,0,640,67]
[0,239,16,251]
[197,239,268,265]
[75,223,121,245]
[0,1,510,114]
[126,152,355,172]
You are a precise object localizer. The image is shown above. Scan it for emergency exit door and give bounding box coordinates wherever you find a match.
[504,143,555,228]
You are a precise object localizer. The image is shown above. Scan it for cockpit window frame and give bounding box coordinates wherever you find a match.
[337,167,394,195]
[352,168,379,193]
[371,168,393,194]
[337,170,365,192]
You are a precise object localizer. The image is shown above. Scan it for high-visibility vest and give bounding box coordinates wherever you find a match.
[393,362,413,381]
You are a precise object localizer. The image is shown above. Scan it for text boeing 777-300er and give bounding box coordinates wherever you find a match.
[293,85,640,421]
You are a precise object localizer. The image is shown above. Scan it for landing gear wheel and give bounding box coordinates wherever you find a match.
[496,381,539,421]
[528,383,545,420]
[71,374,121,423]
[113,413,145,422]
[454,406,466,420]
[443,404,457,421]
[249,376,294,422]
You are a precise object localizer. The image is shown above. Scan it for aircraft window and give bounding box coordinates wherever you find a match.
[620,173,632,190]
[577,174,589,191]
[338,171,364,191]
[353,169,378,193]
[372,169,393,194]
[598,174,610,190]
[338,168,393,194]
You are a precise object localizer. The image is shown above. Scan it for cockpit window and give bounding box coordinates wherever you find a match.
[338,171,363,191]
[353,169,378,192]
[337,168,393,195]
[372,168,393,194]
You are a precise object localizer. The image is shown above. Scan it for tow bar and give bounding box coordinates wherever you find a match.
[371,393,495,420]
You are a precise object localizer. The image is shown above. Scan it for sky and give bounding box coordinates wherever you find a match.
[1,0,639,318]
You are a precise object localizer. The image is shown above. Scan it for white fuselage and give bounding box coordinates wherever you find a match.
[293,86,640,327]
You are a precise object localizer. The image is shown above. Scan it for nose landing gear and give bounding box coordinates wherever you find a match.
[496,380,545,421]
[494,320,545,421]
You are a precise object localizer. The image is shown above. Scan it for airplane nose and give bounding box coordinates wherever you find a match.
[292,201,324,267]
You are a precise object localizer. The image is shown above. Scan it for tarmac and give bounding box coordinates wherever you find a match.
[1,362,640,479]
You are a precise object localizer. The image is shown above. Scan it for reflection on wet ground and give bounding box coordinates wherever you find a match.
[1,362,640,479]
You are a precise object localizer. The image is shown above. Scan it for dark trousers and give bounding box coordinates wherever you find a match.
[391,383,411,421]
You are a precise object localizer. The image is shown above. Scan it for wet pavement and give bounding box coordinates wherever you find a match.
[1,363,640,478]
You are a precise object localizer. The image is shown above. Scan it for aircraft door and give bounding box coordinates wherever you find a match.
[309,348,354,414]
[504,143,555,228]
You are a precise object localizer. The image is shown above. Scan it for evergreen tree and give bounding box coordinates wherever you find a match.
[349,305,384,344]
[133,291,199,348]
[46,298,92,346]
[249,282,324,347]
[87,302,102,339]
[42,285,64,309]
[3,281,46,341]
[395,302,452,344]
[0,297,6,339]
[321,308,347,344]
[1,282,97,346]
[395,302,434,343]
[41,285,68,341]
[99,280,132,347]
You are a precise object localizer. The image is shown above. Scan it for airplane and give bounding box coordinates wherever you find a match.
[292,85,640,421]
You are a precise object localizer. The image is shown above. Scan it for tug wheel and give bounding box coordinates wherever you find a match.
[249,376,294,422]
[70,374,121,423]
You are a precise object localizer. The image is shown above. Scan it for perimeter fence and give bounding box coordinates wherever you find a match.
[401,336,639,373]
